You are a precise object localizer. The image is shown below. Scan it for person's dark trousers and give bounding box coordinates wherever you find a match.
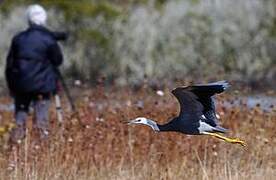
[11,92,51,142]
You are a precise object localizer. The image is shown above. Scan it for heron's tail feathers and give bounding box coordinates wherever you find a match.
[213,126,228,133]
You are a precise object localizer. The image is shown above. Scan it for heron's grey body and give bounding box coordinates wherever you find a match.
[129,81,229,135]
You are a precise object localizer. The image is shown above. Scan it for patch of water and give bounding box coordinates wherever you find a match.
[222,96,275,112]
[0,96,274,113]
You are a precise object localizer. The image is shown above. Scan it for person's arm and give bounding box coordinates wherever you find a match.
[51,31,69,41]
[5,39,15,95]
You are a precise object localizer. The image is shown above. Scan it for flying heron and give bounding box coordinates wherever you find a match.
[128,81,246,146]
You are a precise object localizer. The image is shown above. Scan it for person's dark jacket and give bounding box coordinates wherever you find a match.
[5,25,64,95]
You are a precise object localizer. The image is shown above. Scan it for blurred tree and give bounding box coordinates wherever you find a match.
[0,0,275,86]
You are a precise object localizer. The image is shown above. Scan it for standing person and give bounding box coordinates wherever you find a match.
[5,4,65,142]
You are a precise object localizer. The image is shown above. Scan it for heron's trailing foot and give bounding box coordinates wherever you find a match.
[203,132,246,147]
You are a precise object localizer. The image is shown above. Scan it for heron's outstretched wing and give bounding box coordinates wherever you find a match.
[171,88,204,124]
[186,80,229,97]
[172,81,229,126]
[185,81,229,126]
[198,96,219,126]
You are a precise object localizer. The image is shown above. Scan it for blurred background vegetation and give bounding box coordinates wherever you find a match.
[0,0,275,88]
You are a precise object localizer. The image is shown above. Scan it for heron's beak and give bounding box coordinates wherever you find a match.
[120,119,135,124]
[127,119,137,125]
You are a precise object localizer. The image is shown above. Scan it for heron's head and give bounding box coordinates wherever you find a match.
[128,117,160,131]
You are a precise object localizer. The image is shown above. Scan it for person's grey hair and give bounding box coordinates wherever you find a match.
[26,4,47,26]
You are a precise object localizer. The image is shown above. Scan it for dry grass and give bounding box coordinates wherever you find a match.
[0,87,275,180]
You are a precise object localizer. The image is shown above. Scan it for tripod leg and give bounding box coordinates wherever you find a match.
[55,94,63,123]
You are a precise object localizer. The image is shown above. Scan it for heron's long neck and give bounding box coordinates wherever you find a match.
[146,119,160,131]
[148,119,176,132]
[157,122,176,132]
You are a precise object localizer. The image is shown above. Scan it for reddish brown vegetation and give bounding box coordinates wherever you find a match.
[0,87,275,179]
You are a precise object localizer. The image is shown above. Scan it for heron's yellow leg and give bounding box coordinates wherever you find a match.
[203,132,246,147]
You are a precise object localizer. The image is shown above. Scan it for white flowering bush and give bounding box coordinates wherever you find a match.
[113,0,275,84]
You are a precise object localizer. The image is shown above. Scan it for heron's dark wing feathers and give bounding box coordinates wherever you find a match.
[200,96,220,126]
[171,88,204,123]
[172,81,229,126]
[187,80,229,97]
[188,81,229,126]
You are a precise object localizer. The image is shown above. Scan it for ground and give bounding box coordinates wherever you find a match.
[0,86,275,180]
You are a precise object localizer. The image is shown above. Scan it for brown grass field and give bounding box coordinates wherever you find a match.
[0,86,275,180]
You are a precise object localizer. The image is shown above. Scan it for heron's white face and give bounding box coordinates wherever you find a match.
[128,117,148,125]
[128,117,160,131]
